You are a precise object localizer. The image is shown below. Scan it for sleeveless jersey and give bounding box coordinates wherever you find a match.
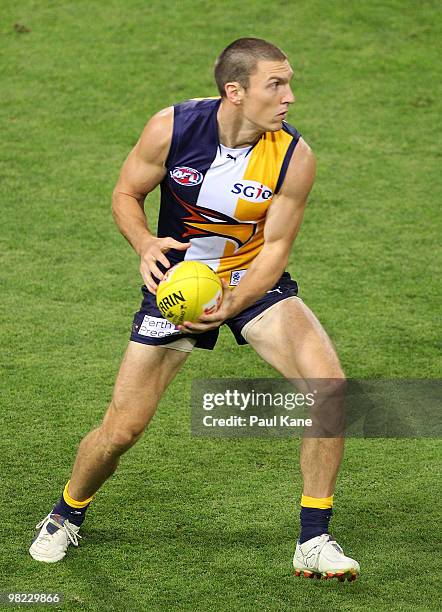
[159,98,301,285]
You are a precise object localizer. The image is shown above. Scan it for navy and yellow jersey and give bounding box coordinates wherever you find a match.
[159,97,301,285]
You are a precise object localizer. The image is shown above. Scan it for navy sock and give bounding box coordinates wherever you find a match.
[52,496,90,527]
[299,506,332,544]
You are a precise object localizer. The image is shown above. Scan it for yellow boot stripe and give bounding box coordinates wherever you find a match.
[301,494,334,509]
[63,480,94,508]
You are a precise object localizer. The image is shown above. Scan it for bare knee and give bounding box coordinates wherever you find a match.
[308,374,347,409]
[299,371,346,397]
[308,375,347,436]
[319,374,347,397]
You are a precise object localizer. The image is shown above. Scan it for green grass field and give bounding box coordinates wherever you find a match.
[1,0,441,610]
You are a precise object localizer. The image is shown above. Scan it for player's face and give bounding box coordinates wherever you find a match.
[242,59,295,132]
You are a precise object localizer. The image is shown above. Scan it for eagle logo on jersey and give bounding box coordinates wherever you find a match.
[171,189,256,250]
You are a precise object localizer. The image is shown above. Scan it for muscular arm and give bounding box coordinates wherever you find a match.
[112,107,189,291]
[184,138,316,330]
[228,138,316,315]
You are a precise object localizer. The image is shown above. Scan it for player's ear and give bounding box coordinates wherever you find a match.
[224,81,244,105]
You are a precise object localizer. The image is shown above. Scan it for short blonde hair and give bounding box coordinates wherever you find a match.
[214,38,287,97]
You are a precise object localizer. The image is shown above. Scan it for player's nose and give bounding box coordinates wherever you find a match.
[283,86,295,104]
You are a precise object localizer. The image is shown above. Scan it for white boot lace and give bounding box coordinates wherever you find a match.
[311,533,333,566]
[35,514,82,547]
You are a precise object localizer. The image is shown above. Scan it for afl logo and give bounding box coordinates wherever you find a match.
[170,166,203,186]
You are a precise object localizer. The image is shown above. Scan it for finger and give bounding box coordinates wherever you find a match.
[179,321,213,333]
[140,264,158,294]
[149,260,166,282]
[155,252,170,268]
[177,324,203,334]
[142,251,166,280]
[145,280,158,295]
[221,279,230,296]
[161,238,191,252]
[192,319,219,330]
[148,247,171,270]
[198,313,220,323]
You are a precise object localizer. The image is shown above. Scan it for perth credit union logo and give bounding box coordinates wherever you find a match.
[170,166,203,186]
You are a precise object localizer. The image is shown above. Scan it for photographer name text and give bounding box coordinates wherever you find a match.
[202,415,312,428]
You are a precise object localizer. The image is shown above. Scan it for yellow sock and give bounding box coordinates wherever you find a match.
[63,480,94,508]
[301,494,334,510]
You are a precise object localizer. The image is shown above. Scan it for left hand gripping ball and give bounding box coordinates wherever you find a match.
[156,261,223,326]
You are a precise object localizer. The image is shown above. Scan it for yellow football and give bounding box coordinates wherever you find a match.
[156,261,222,326]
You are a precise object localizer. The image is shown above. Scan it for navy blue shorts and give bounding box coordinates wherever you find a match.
[130,272,299,350]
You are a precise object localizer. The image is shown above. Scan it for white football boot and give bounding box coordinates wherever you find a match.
[293,534,360,581]
[29,513,81,563]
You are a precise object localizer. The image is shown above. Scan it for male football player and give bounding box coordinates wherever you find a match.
[30,38,360,581]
